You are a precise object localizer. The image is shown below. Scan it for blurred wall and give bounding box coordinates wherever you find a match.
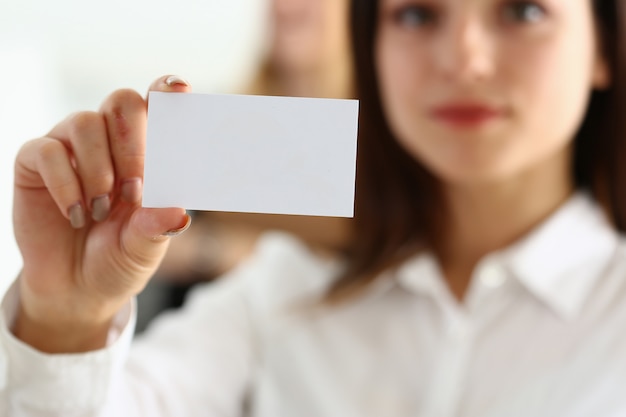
[0,0,269,293]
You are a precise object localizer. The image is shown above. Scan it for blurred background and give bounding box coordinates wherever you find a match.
[0,0,270,294]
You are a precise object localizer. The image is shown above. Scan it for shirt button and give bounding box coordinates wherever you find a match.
[479,263,506,288]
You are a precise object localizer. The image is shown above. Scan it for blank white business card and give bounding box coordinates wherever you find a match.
[143,92,359,217]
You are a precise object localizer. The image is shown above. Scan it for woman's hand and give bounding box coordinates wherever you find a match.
[12,75,192,352]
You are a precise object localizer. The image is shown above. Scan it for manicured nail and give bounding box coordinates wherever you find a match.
[121,178,142,203]
[165,75,190,87]
[162,214,192,237]
[91,194,111,222]
[68,203,85,229]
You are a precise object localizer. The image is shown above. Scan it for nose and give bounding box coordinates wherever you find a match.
[435,16,495,84]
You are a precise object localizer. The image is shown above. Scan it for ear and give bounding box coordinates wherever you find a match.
[592,54,611,90]
[592,28,611,90]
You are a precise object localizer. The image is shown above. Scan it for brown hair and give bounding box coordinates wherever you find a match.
[326,0,626,302]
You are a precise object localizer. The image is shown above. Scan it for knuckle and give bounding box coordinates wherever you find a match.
[124,153,146,164]
[84,170,115,189]
[105,89,145,114]
[117,154,145,177]
[37,139,66,165]
[102,89,146,143]
[48,178,76,195]
[17,138,41,157]
[68,111,103,138]
[36,141,76,191]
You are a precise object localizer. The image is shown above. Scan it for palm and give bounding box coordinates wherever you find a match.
[14,178,145,299]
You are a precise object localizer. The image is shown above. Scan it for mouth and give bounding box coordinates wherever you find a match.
[430,103,505,129]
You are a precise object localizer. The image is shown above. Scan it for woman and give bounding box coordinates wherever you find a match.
[248,0,353,99]
[3,0,625,415]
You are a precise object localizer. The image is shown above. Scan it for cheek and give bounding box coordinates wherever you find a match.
[510,39,595,156]
[376,38,458,176]
[376,38,427,136]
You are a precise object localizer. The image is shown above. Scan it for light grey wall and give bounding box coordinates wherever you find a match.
[0,0,269,291]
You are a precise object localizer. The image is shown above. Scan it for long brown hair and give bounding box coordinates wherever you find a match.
[326,0,626,302]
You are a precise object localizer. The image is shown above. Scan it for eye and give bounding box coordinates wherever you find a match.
[502,1,546,23]
[392,4,438,28]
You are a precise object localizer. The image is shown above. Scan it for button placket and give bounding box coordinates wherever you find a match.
[421,309,474,417]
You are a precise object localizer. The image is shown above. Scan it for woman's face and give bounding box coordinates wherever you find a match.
[270,0,349,72]
[375,0,610,185]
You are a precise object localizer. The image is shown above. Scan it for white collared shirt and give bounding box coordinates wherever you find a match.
[1,192,626,417]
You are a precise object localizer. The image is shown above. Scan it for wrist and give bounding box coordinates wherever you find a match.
[14,277,126,353]
[12,304,113,353]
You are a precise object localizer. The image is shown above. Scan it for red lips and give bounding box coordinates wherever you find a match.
[430,103,504,128]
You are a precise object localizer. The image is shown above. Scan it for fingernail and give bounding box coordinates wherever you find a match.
[121,178,142,203]
[165,75,190,87]
[162,214,192,237]
[69,203,85,229]
[91,194,111,222]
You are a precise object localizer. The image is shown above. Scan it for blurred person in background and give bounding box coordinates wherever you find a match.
[139,0,354,329]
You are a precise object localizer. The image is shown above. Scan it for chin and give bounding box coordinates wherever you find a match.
[421,154,527,187]
[399,132,531,187]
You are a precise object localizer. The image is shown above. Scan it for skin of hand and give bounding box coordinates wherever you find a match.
[11,75,192,353]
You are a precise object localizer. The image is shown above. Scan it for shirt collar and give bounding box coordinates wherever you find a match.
[394,191,620,320]
[500,191,619,320]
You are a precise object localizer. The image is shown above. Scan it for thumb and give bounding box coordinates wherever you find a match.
[123,207,191,267]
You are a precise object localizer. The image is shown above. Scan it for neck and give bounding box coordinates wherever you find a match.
[437,148,574,301]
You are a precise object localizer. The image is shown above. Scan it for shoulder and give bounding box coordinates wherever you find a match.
[610,235,626,265]
[236,231,341,310]
[185,231,341,315]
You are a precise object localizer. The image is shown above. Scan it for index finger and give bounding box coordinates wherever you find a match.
[99,76,193,204]
[99,89,148,204]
